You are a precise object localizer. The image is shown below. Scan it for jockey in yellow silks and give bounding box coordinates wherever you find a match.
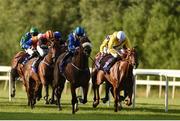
[99,31,132,73]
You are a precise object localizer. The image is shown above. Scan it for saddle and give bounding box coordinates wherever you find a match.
[95,49,128,72]
[99,54,112,69]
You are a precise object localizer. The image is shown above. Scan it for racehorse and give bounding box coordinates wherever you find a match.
[22,57,41,108]
[53,36,92,114]
[38,39,66,104]
[92,48,138,112]
[10,51,28,97]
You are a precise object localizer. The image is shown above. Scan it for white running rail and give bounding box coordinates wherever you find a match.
[0,66,11,101]
[1,66,180,112]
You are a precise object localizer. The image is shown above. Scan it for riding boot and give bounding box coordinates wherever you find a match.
[96,54,104,70]
[31,56,42,72]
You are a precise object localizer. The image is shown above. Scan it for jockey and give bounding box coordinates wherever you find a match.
[20,27,39,64]
[31,30,53,72]
[31,30,63,72]
[95,35,110,69]
[59,26,86,73]
[102,31,132,73]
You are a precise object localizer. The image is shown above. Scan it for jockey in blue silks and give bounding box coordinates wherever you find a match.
[60,26,86,72]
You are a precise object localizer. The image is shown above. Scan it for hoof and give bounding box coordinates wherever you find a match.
[101,97,109,104]
[49,98,56,104]
[37,96,42,101]
[114,109,118,112]
[45,101,49,104]
[92,102,99,108]
[75,107,79,112]
[58,107,62,111]
[79,98,87,104]
[11,93,15,98]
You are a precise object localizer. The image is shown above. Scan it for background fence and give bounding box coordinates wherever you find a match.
[0,66,180,112]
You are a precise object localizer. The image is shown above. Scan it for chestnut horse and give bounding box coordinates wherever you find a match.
[53,36,92,114]
[20,39,62,108]
[22,57,41,108]
[92,48,138,112]
[38,39,66,104]
[10,50,30,97]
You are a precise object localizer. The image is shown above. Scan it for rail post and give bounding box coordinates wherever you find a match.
[165,75,168,112]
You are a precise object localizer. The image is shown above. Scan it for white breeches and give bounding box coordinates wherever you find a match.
[37,45,48,57]
[25,48,34,56]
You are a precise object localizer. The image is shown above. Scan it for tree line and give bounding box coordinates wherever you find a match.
[0,0,179,69]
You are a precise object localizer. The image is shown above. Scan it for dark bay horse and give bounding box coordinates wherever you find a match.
[10,51,28,97]
[53,36,92,114]
[92,48,138,112]
[38,39,67,104]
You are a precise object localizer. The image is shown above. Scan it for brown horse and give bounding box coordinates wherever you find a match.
[92,48,138,112]
[53,36,92,114]
[38,39,66,104]
[10,51,29,97]
[21,57,41,108]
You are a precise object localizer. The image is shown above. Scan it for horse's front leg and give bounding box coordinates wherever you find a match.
[70,85,78,114]
[43,83,49,104]
[113,87,119,112]
[79,83,89,104]
[49,87,56,104]
[92,84,100,108]
[33,76,41,104]
[92,70,101,108]
[10,68,17,97]
[55,79,65,111]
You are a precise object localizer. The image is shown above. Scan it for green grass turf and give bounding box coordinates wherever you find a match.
[0,83,180,120]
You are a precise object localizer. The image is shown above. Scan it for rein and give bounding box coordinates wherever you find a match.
[71,63,89,71]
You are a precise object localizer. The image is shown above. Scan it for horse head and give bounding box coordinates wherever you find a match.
[126,48,138,69]
[49,38,66,62]
[79,36,92,57]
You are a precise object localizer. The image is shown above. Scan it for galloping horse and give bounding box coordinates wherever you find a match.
[10,50,29,97]
[20,39,62,108]
[22,57,41,108]
[92,48,138,112]
[38,39,66,104]
[53,36,92,114]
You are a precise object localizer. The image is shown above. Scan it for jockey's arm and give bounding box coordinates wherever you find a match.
[108,36,118,58]
[100,39,108,53]
[68,35,75,52]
